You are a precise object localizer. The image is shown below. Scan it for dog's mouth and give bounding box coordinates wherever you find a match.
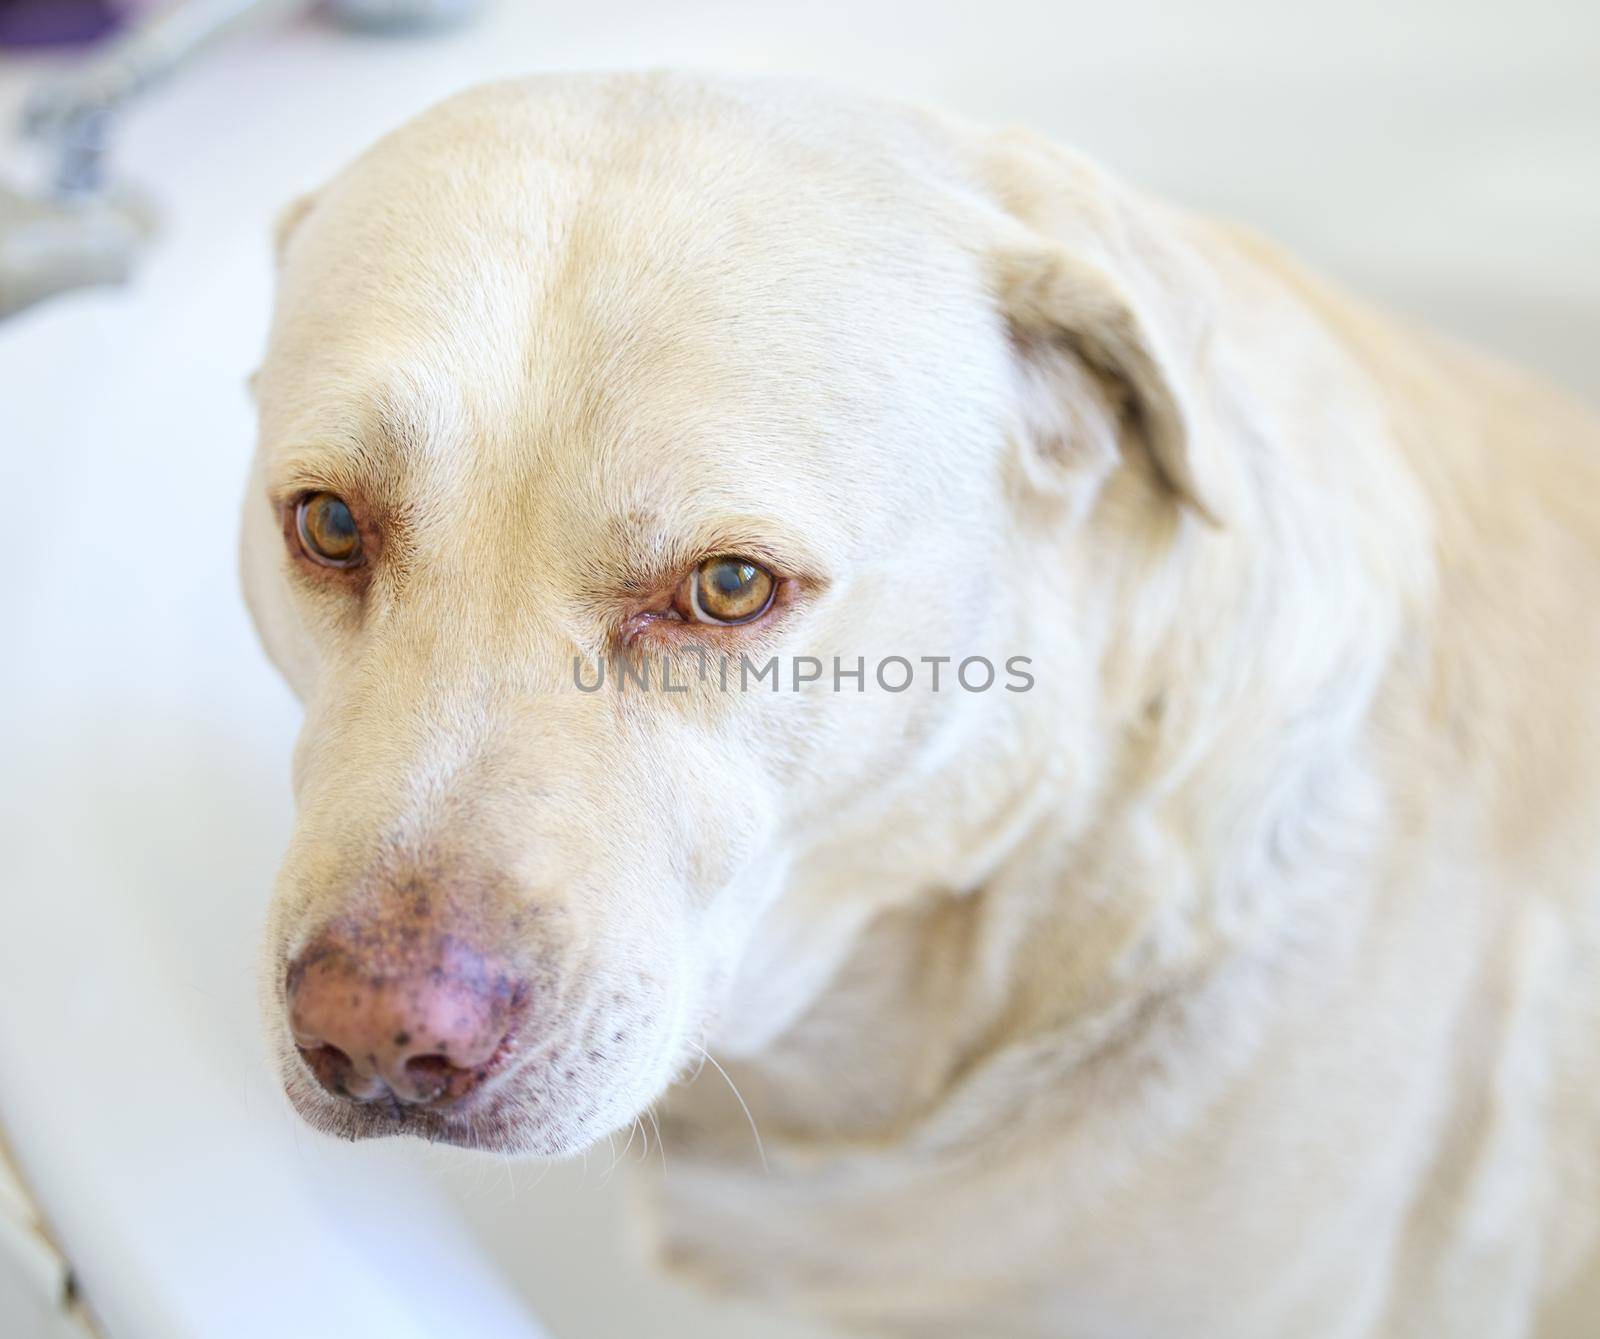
[283,1011,666,1158]
[321,1085,526,1152]
[294,1014,526,1111]
[286,1053,561,1155]
[286,1014,558,1152]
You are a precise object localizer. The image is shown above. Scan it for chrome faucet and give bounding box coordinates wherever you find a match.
[0,0,484,320]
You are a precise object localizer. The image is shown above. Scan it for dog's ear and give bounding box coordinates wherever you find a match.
[977,131,1245,527]
[272,192,318,269]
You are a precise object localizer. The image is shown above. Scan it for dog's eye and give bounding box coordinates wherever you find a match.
[295,492,362,567]
[688,556,776,625]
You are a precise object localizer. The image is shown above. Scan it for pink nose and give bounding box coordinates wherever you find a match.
[287,922,523,1109]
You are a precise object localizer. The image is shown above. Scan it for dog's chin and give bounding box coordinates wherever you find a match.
[280,1048,681,1158]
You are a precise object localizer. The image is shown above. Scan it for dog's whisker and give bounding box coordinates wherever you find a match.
[646,1104,669,1177]
[695,1043,767,1174]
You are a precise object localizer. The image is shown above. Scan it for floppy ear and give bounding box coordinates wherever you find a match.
[272,192,318,269]
[978,131,1245,527]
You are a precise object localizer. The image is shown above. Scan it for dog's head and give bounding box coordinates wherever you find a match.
[243,73,1239,1154]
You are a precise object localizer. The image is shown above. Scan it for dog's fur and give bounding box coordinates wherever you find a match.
[242,72,1600,1337]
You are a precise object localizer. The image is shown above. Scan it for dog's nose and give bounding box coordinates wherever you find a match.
[286,922,522,1108]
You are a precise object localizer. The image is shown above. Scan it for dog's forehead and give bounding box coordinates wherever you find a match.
[257,78,1007,561]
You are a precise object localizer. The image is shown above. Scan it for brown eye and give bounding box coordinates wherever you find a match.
[689,556,776,625]
[295,492,361,566]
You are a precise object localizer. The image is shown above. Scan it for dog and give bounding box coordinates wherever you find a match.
[241,72,1600,1337]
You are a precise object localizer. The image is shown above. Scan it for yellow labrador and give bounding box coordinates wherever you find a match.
[242,72,1600,1338]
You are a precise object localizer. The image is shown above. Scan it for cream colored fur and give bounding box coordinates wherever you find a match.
[242,72,1600,1338]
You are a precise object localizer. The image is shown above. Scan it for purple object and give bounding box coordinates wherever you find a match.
[0,0,127,48]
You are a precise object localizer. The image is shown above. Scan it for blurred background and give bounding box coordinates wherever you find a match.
[0,2,1596,1337]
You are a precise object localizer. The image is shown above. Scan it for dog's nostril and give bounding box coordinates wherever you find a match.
[402,1054,456,1101]
[293,1041,341,1073]
[296,1041,389,1102]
